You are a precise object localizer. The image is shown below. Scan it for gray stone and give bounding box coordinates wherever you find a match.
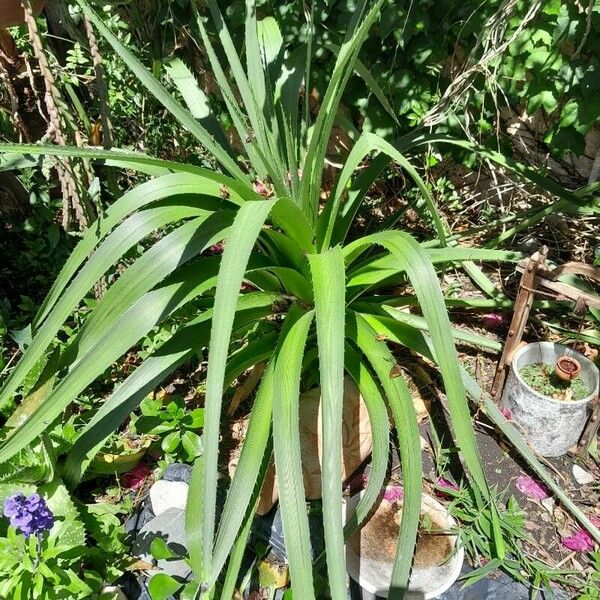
[149,479,188,516]
[132,507,191,582]
[163,463,193,484]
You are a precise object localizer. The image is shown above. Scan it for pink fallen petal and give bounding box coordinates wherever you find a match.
[588,515,600,528]
[482,313,504,328]
[436,477,459,491]
[122,463,152,490]
[515,474,549,500]
[561,530,595,552]
[383,486,404,503]
[501,407,512,420]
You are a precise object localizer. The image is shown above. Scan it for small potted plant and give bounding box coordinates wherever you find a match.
[344,487,464,599]
[91,432,152,475]
[501,342,599,457]
[0,1,45,29]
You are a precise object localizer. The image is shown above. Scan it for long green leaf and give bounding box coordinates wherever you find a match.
[0,262,224,463]
[186,458,204,580]
[350,312,422,598]
[308,247,346,599]
[191,2,269,178]
[0,197,219,408]
[361,313,600,547]
[63,293,278,484]
[36,173,238,328]
[321,131,445,249]
[346,247,520,291]
[199,199,276,580]
[0,142,315,253]
[300,0,384,221]
[272,310,315,599]
[342,344,389,534]
[375,306,502,352]
[223,333,278,390]
[343,231,505,557]
[76,0,247,182]
[67,214,233,363]
[164,57,233,156]
[218,436,273,599]
[209,363,274,583]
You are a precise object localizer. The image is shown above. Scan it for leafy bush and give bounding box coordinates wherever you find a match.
[0,1,598,598]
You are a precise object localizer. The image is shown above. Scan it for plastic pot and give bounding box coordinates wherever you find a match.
[0,0,45,28]
[344,490,464,599]
[501,342,599,457]
[91,437,152,475]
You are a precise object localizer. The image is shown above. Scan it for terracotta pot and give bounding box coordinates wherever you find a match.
[229,377,374,515]
[555,356,581,382]
[0,0,45,29]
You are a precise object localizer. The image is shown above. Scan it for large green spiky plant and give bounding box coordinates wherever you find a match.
[1,1,599,598]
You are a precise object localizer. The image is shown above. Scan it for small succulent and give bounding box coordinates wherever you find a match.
[3,492,54,537]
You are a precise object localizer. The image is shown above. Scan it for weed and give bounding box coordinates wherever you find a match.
[519,363,590,401]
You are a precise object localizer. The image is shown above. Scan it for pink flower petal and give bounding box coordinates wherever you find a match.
[561,529,595,552]
[515,474,549,500]
[436,477,459,491]
[482,313,504,328]
[500,407,512,420]
[383,486,404,503]
[588,515,600,529]
[121,463,152,491]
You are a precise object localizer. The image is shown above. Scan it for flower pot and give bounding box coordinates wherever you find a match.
[0,0,45,28]
[91,437,152,475]
[501,342,599,457]
[229,377,373,515]
[555,356,581,381]
[344,490,464,599]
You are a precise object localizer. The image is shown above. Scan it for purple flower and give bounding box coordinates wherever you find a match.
[383,486,404,503]
[515,474,549,500]
[3,493,54,537]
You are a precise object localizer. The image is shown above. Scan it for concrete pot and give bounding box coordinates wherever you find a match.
[501,342,599,457]
[344,491,464,599]
[0,0,45,28]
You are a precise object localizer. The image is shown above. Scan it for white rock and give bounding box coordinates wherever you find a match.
[541,497,555,514]
[572,464,595,486]
[150,480,189,516]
